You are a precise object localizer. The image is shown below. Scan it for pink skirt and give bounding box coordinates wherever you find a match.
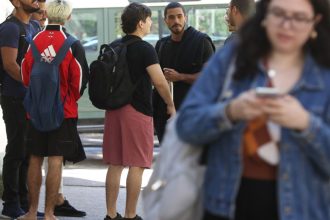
[102,104,154,168]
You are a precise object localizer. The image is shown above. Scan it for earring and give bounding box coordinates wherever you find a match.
[310,30,318,39]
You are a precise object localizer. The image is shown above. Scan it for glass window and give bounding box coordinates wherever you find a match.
[66,11,99,52]
[187,8,230,48]
[114,10,161,46]
[66,10,103,119]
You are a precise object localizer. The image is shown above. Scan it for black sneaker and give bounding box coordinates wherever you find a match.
[104,213,123,220]
[54,200,86,217]
[123,215,143,220]
[1,202,25,219]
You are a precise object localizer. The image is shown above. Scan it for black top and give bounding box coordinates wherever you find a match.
[123,35,159,116]
[155,27,215,108]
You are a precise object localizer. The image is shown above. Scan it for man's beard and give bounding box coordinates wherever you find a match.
[170,23,185,35]
[21,1,40,13]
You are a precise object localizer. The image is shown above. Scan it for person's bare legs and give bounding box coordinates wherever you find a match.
[44,156,62,220]
[125,167,144,218]
[18,155,44,220]
[44,158,65,205]
[105,165,124,218]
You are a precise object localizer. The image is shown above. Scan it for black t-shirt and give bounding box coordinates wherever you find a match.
[156,32,214,108]
[123,35,159,116]
[161,37,214,72]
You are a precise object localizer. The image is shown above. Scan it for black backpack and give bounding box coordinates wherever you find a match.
[0,16,29,84]
[89,38,141,110]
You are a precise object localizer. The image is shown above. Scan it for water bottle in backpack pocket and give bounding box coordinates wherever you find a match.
[23,36,77,132]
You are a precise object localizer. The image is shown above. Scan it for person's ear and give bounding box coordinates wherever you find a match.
[137,20,144,30]
[232,5,238,15]
[11,0,21,8]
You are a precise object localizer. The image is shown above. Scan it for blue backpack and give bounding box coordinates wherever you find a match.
[23,36,77,132]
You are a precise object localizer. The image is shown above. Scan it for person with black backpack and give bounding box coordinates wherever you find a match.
[19,0,89,219]
[0,0,41,218]
[100,3,175,220]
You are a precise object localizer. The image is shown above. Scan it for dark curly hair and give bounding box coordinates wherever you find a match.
[121,2,152,34]
[234,0,330,80]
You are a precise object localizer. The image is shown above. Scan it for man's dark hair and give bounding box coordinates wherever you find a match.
[121,2,151,34]
[233,0,330,80]
[231,0,255,18]
[164,2,186,18]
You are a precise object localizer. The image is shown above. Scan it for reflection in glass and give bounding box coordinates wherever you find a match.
[66,12,98,51]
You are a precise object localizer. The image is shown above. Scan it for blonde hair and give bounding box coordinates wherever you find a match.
[46,0,72,24]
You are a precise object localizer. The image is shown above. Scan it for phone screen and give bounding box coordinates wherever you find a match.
[255,87,281,98]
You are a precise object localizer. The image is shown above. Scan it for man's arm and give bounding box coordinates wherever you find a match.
[163,37,215,84]
[71,41,89,96]
[147,64,176,116]
[1,47,22,82]
[69,41,90,100]
[163,68,199,84]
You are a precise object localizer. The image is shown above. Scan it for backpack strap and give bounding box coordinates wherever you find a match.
[7,16,27,46]
[30,40,41,61]
[1,15,28,66]
[119,37,143,87]
[122,37,141,46]
[53,36,77,65]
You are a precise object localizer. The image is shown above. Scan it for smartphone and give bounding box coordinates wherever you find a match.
[255,87,282,98]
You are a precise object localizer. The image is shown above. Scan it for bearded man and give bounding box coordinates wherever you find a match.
[0,0,41,218]
[153,2,215,142]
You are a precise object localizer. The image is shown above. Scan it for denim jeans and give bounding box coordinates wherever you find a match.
[1,95,28,207]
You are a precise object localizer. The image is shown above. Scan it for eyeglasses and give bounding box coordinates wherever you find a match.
[267,7,315,31]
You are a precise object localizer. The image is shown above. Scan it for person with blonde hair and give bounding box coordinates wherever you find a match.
[19,0,89,219]
[31,0,87,217]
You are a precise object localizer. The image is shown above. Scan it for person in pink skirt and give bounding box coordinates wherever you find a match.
[102,3,175,220]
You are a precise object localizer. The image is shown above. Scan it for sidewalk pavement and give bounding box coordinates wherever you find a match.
[0,146,157,220]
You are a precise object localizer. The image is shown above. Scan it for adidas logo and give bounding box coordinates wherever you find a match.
[41,45,56,63]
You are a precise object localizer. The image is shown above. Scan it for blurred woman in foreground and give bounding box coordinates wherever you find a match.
[176,0,330,219]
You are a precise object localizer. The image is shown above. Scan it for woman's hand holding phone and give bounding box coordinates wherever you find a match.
[261,95,310,131]
[227,90,265,121]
